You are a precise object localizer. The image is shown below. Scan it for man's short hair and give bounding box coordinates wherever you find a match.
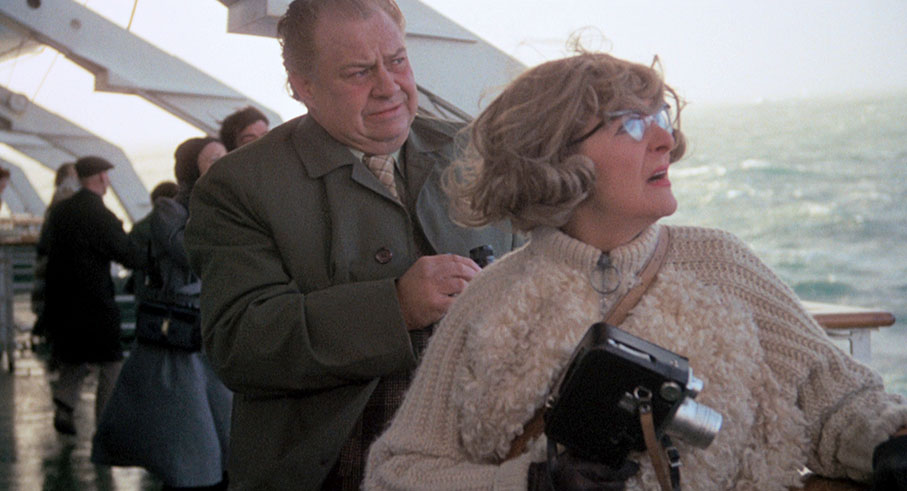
[277,0,406,95]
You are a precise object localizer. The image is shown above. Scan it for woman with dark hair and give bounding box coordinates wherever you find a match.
[364,51,907,490]
[0,166,9,196]
[92,137,232,490]
[218,106,269,151]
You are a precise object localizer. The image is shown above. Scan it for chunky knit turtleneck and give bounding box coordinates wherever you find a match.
[365,224,907,490]
[527,225,662,318]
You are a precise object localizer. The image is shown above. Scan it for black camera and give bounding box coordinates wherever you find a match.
[469,245,495,268]
[544,323,722,468]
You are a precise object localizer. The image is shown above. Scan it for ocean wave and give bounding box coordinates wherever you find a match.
[674,94,906,388]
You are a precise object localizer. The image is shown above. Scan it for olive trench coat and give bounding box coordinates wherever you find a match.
[185,114,520,489]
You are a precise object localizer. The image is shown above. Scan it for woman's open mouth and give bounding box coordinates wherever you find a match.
[648,169,668,182]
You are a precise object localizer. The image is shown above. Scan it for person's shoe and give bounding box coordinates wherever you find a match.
[53,405,76,435]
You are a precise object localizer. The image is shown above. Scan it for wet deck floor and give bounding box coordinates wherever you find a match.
[1,297,161,491]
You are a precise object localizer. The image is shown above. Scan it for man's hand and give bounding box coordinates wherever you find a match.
[396,254,480,330]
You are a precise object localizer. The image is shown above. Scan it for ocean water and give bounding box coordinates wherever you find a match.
[662,91,907,397]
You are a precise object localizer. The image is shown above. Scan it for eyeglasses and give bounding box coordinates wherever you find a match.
[569,104,673,146]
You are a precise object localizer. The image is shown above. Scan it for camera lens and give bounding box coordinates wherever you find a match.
[665,398,723,448]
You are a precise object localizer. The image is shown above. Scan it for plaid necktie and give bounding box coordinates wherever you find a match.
[363,154,399,201]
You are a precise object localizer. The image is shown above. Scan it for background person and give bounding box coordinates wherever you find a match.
[184,0,521,488]
[218,105,269,151]
[364,51,907,490]
[116,181,178,301]
[48,162,81,207]
[92,138,231,490]
[31,163,82,360]
[36,156,145,436]
[0,166,10,197]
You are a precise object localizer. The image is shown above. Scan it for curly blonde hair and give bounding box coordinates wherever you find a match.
[445,51,686,232]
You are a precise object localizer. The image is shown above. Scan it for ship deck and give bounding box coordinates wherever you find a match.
[0,295,159,491]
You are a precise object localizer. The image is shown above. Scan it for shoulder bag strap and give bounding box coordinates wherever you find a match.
[601,227,672,326]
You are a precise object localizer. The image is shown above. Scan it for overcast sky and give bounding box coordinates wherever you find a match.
[1,0,905,195]
[427,0,907,103]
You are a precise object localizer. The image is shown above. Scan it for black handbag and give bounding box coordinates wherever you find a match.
[135,300,202,351]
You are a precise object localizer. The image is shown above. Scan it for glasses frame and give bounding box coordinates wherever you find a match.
[569,104,673,146]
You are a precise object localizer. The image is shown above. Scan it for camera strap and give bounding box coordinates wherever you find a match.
[639,398,682,491]
[601,226,672,326]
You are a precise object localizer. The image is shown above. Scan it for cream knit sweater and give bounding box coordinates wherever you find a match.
[364,224,907,490]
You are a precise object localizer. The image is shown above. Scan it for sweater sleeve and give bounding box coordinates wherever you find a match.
[150,197,191,270]
[364,281,541,490]
[96,199,145,271]
[675,227,907,481]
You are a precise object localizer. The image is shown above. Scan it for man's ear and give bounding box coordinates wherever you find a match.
[288,71,314,106]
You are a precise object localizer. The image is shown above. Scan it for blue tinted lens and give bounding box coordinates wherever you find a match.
[623,117,646,141]
[622,107,672,141]
[654,107,672,132]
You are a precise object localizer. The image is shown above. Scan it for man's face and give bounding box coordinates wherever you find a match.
[98,171,111,195]
[290,8,418,155]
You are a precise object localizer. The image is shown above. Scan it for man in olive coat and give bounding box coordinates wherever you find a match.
[37,156,144,435]
[184,0,520,488]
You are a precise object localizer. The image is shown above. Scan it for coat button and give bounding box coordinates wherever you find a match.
[375,247,393,264]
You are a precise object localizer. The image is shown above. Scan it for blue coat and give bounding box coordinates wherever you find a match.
[92,197,232,487]
[186,115,521,489]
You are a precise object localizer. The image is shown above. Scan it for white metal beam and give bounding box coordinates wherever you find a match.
[398,0,525,118]
[218,0,288,38]
[0,159,45,216]
[0,85,150,222]
[0,0,282,135]
[216,0,526,119]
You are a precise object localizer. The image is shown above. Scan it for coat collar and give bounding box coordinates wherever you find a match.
[75,187,104,202]
[291,115,450,180]
[292,116,359,179]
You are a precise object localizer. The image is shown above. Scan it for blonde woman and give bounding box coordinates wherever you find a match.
[364,51,907,490]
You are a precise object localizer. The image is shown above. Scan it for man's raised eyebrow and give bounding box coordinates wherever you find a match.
[385,47,407,60]
[339,58,376,73]
[340,49,406,72]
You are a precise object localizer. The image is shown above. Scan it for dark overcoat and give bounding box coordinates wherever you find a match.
[36,188,143,363]
[185,115,521,489]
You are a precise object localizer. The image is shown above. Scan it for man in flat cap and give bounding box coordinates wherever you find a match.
[36,155,145,435]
